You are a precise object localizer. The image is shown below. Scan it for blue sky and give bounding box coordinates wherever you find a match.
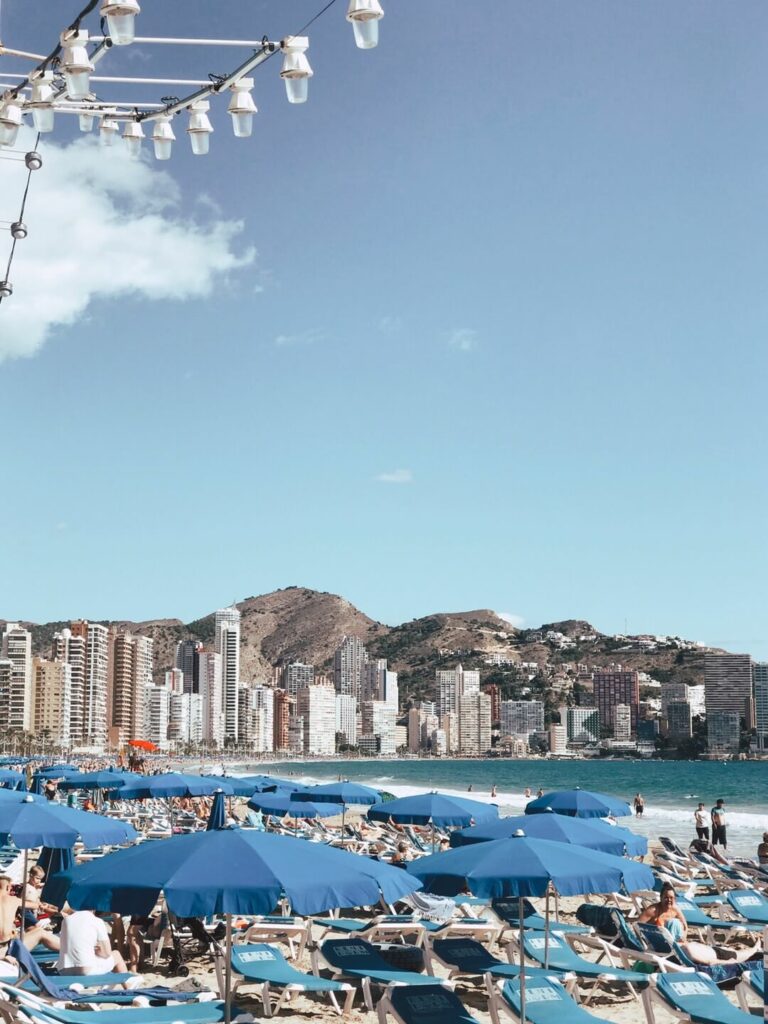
[1,1,766,657]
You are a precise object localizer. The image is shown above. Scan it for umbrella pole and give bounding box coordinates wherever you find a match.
[224,913,232,1024]
[342,804,346,845]
[518,895,526,1024]
[554,889,560,923]
[431,822,435,854]
[544,886,550,969]
[19,849,28,938]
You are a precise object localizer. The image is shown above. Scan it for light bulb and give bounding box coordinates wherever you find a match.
[100,0,140,45]
[29,72,56,133]
[60,30,94,99]
[100,116,120,146]
[346,0,384,49]
[0,100,23,148]
[151,115,175,160]
[79,113,95,132]
[227,78,256,138]
[0,281,12,299]
[10,222,27,240]
[25,151,43,170]
[122,120,144,157]
[280,36,313,105]
[186,101,212,155]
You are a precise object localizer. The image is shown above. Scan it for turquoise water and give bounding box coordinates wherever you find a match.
[256,757,768,857]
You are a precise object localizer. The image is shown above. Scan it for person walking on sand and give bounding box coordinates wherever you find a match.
[694,802,709,841]
[634,793,645,817]
[711,798,727,849]
[491,785,497,798]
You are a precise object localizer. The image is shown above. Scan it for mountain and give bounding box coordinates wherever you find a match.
[3,587,715,702]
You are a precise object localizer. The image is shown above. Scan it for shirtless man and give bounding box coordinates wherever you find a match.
[0,876,59,954]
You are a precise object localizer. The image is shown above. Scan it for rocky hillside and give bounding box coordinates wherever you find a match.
[3,587,716,702]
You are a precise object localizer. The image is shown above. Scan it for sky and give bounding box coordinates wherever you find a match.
[0,1,766,656]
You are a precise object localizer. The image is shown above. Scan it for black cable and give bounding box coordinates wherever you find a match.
[0,132,40,299]
[10,0,100,99]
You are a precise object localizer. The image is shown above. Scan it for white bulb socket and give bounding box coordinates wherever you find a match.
[347,0,383,49]
[60,30,94,99]
[228,78,257,138]
[187,101,212,155]
[101,0,141,45]
[151,115,175,160]
[122,120,144,157]
[0,100,23,148]
[29,72,56,133]
[280,36,313,104]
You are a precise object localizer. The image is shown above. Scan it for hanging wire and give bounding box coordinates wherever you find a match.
[0,131,40,301]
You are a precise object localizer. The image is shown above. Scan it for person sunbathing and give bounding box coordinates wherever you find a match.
[0,876,59,954]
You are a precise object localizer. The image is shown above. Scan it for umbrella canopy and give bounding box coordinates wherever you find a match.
[33,766,81,780]
[207,792,228,831]
[407,832,654,899]
[128,740,157,751]
[58,770,142,792]
[525,788,631,819]
[49,826,422,917]
[109,773,236,799]
[237,774,298,793]
[38,845,75,877]
[0,793,138,849]
[451,812,647,857]
[248,793,344,820]
[199,775,257,797]
[368,792,499,827]
[293,781,380,806]
[0,770,26,790]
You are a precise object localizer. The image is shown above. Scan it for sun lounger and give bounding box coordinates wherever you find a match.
[428,938,576,991]
[314,914,496,947]
[568,907,671,973]
[376,983,477,1024]
[725,888,768,925]
[491,898,589,936]
[633,923,758,986]
[644,971,755,1024]
[510,930,651,1002]
[674,895,762,937]
[240,916,310,959]
[230,943,353,1016]
[488,975,614,1024]
[316,937,452,1010]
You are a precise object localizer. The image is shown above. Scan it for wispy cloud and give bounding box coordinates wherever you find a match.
[375,469,413,485]
[448,328,479,352]
[497,611,525,628]
[0,128,254,362]
[378,315,403,334]
[274,327,326,347]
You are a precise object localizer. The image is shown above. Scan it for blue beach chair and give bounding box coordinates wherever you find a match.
[489,975,615,1024]
[428,938,576,990]
[376,983,478,1024]
[674,895,762,937]
[491,898,590,936]
[230,943,354,1016]
[736,965,765,1012]
[0,983,234,1024]
[647,971,756,1024]
[725,888,768,925]
[634,923,760,986]
[316,937,453,1010]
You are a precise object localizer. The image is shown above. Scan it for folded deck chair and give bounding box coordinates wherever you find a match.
[428,938,575,990]
[725,889,768,925]
[377,983,478,1024]
[8,941,205,1006]
[492,898,589,935]
[230,943,353,1017]
[648,971,755,1024]
[490,975,613,1024]
[317,937,452,1010]
[514,930,650,1002]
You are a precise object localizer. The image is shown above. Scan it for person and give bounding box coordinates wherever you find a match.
[390,842,410,867]
[22,866,59,931]
[536,788,544,798]
[694,802,709,840]
[0,876,59,954]
[757,832,768,866]
[43,780,57,802]
[711,798,727,849]
[633,793,644,817]
[524,788,532,799]
[57,910,128,975]
[467,784,473,792]
[490,785,497,798]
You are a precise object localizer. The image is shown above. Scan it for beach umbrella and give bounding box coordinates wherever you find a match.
[30,776,46,796]
[367,792,499,827]
[248,793,344,833]
[293,781,380,840]
[57,770,142,792]
[0,770,26,790]
[33,766,80,780]
[49,826,423,1024]
[206,791,227,831]
[408,830,654,1024]
[525,788,631,818]
[38,846,75,903]
[198,775,256,797]
[108,772,236,799]
[451,812,647,857]
[237,774,298,793]
[128,739,157,751]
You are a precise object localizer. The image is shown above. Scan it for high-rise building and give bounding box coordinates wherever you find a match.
[548,724,568,754]
[441,712,458,754]
[335,694,357,746]
[482,683,501,724]
[144,684,170,749]
[164,668,185,693]
[704,653,752,725]
[753,663,768,751]
[437,665,480,719]
[32,657,72,746]
[333,637,368,700]
[458,692,491,755]
[707,710,741,754]
[175,639,202,694]
[237,684,274,752]
[296,685,336,756]
[614,703,632,742]
[273,689,294,750]
[0,623,33,733]
[593,670,639,734]
[287,714,304,753]
[169,692,204,745]
[214,607,241,741]
[500,700,544,738]
[71,621,109,748]
[666,701,693,740]
[361,700,396,754]
[197,650,223,746]
[563,706,600,745]
[282,663,314,698]
[108,632,153,743]
[52,627,86,744]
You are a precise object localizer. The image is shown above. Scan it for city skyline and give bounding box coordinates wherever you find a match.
[1,2,766,659]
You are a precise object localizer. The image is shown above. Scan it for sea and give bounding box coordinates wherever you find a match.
[236,757,768,858]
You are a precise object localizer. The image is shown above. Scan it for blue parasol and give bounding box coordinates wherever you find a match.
[524,788,632,818]
[451,812,647,856]
[367,791,499,827]
[206,791,228,831]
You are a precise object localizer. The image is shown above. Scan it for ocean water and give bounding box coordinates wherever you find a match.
[245,758,768,858]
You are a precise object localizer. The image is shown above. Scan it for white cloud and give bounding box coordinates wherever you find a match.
[0,128,254,362]
[274,327,326,347]
[375,469,413,484]
[448,327,479,352]
[497,611,525,628]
